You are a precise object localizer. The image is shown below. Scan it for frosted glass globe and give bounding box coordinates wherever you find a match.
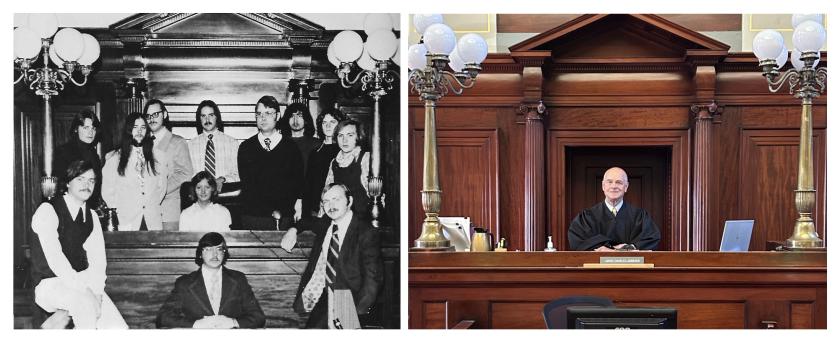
[391,44,400,66]
[752,30,785,61]
[77,33,101,66]
[407,43,428,70]
[363,14,393,36]
[792,14,823,28]
[774,49,788,68]
[53,28,84,62]
[790,48,820,71]
[423,23,456,55]
[413,14,443,35]
[365,29,398,61]
[457,33,489,64]
[792,21,826,53]
[332,31,364,63]
[26,13,58,39]
[448,47,465,72]
[327,41,340,67]
[357,47,377,71]
[14,27,42,59]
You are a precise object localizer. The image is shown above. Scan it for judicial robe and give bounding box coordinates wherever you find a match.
[567,201,661,251]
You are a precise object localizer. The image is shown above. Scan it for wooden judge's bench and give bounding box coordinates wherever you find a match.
[408,251,826,329]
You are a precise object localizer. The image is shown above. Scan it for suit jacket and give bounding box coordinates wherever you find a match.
[154,130,193,222]
[156,267,266,328]
[293,213,383,324]
[101,149,169,230]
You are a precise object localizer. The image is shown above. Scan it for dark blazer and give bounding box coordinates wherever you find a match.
[156,267,266,328]
[293,213,383,326]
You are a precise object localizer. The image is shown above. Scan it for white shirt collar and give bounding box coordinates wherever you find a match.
[153,128,170,144]
[604,199,623,213]
[201,264,223,281]
[257,129,281,142]
[63,194,87,222]
[203,129,219,137]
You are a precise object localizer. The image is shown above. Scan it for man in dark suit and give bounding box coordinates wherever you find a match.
[156,232,265,328]
[283,183,382,329]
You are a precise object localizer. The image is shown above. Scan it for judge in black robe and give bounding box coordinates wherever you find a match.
[567,201,660,250]
[567,166,660,251]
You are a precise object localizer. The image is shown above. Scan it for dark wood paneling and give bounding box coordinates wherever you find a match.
[410,129,499,243]
[738,130,826,249]
[410,252,826,329]
[497,14,741,34]
[422,302,446,329]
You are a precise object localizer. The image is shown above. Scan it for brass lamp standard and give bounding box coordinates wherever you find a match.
[752,14,827,249]
[14,14,101,199]
[328,15,399,227]
[407,15,488,250]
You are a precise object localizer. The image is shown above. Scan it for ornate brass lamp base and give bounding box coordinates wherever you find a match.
[412,218,454,251]
[786,213,824,248]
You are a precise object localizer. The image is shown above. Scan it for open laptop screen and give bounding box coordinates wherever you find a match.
[719,220,754,252]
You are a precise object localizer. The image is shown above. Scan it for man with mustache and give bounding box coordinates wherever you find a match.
[29,160,128,329]
[144,99,194,231]
[567,167,661,251]
[187,100,240,194]
[285,183,382,329]
[156,232,265,328]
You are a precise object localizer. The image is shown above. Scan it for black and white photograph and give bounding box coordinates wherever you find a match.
[12,12,401,329]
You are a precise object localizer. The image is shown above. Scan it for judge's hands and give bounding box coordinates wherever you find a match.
[193,315,238,329]
[594,246,616,252]
[594,244,635,252]
[281,227,298,252]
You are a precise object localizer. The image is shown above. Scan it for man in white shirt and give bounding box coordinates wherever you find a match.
[156,232,265,328]
[29,160,128,329]
[187,100,240,193]
[285,183,382,329]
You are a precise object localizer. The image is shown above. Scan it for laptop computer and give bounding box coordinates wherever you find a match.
[719,220,754,252]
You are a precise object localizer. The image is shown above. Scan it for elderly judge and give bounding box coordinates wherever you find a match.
[567,167,661,251]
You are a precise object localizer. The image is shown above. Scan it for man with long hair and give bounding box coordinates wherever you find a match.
[144,99,194,230]
[29,160,128,329]
[281,103,320,174]
[53,109,103,207]
[101,113,170,231]
[187,100,240,193]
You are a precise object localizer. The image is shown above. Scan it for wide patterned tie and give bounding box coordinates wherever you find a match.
[263,137,271,151]
[205,134,216,177]
[208,272,221,315]
[611,206,617,216]
[325,225,340,289]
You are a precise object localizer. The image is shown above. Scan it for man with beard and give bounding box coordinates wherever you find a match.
[144,99,193,231]
[237,95,304,230]
[187,100,240,193]
[285,183,382,329]
[156,232,265,328]
[102,113,170,231]
[567,167,661,251]
[29,159,128,329]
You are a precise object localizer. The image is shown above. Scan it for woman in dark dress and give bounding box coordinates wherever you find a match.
[324,119,370,216]
[53,109,103,207]
[302,108,347,218]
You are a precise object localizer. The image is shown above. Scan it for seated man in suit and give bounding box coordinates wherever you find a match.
[156,232,265,328]
[281,183,383,329]
[567,167,661,251]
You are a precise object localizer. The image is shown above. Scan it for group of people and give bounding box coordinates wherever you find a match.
[54,96,373,232]
[30,160,383,329]
[29,95,384,329]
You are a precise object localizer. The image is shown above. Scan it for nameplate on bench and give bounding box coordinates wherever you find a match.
[582,256,654,268]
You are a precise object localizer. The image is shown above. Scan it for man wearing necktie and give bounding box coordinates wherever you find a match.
[156,232,265,328]
[29,160,128,329]
[237,95,305,230]
[187,100,241,195]
[567,167,661,251]
[287,183,383,329]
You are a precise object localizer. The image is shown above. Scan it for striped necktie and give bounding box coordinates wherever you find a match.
[205,134,216,177]
[264,137,271,151]
[325,225,340,289]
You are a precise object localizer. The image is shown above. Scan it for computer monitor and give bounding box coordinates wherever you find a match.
[566,306,677,329]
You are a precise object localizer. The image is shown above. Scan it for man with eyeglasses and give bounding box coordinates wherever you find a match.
[237,95,304,230]
[156,232,265,328]
[286,183,382,329]
[567,166,661,251]
[29,160,128,329]
[187,100,240,194]
[144,99,194,231]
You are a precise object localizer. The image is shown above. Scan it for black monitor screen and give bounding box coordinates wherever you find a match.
[566,306,677,329]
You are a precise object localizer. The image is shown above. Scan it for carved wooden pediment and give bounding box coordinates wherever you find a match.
[109,13,324,48]
[509,14,730,69]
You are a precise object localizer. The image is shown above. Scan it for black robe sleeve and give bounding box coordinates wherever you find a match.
[627,208,661,250]
[567,206,614,251]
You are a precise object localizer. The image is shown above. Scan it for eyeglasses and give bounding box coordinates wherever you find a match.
[255,111,277,119]
[145,111,164,120]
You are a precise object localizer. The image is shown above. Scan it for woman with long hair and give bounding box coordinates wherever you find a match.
[324,119,370,216]
[302,107,347,218]
[179,171,232,231]
[101,113,170,230]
